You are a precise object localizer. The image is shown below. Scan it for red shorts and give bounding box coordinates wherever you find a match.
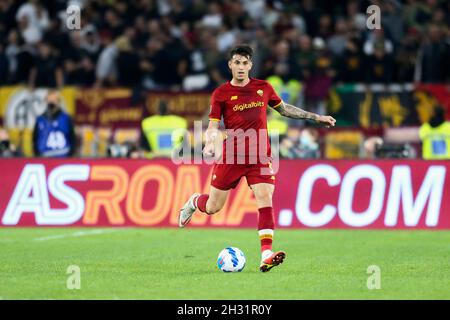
[211,162,276,190]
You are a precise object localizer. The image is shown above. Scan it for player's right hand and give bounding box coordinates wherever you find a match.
[317,115,336,128]
[203,143,215,157]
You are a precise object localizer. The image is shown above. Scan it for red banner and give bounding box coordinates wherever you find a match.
[75,89,143,128]
[415,84,450,121]
[0,159,449,229]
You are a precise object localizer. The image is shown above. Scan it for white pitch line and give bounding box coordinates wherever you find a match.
[34,229,119,241]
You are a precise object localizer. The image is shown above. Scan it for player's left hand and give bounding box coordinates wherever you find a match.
[317,115,336,128]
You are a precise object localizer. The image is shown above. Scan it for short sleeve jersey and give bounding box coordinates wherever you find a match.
[209,78,282,163]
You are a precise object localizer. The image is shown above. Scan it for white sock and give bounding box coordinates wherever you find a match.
[262,249,273,260]
[191,194,199,209]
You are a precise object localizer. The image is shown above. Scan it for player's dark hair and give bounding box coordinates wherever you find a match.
[229,45,253,60]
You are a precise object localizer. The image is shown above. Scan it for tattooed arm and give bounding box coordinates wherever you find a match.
[274,101,336,127]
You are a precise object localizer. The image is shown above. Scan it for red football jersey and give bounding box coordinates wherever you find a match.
[209,78,282,164]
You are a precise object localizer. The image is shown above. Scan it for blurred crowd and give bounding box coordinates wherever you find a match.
[1,0,450,92]
[1,0,450,160]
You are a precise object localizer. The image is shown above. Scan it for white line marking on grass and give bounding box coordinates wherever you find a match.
[34,229,120,241]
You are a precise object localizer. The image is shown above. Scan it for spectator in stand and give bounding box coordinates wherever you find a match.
[216,21,237,53]
[303,37,336,117]
[116,32,141,88]
[151,35,189,91]
[202,32,228,88]
[223,0,251,31]
[293,34,315,81]
[44,15,70,54]
[0,0,16,40]
[279,127,302,159]
[346,0,367,33]
[327,18,349,56]
[363,28,394,57]
[317,14,334,40]
[81,26,102,63]
[63,31,96,86]
[403,0,420,31]
[7,30,34,85]
[4,30,21,84]
[181,36,210,91]
[414,0,439,27]
[140,37,163,90]
[101,9,125,39]
[272,10,295,37]
[396,28,421,82]
[337,36,364,83]
[95,35,119,87]
[301,0,322,38]
[381,0,404,45]
[33,90,76,158]
[0,40,8,85]
[29,41,63,89]
[260,1,280,32]
[134,15,150,50]
[15,0,50,45]
[261,40,296,80]
[201,1,223,29]
[364,42,394,84]
[279,136,298,159]
[430,7,448,32]
[416,23,450,83]
[0,0,448,89]
[299,128,320,159]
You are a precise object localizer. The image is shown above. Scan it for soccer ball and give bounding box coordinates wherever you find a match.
[217,247,246,272]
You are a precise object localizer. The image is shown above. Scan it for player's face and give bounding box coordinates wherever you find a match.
[229,54,252,82]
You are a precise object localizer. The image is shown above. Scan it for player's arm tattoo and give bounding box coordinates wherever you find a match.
[274,101,320,122]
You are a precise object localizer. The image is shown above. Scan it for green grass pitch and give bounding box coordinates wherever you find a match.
[0,228,449,299]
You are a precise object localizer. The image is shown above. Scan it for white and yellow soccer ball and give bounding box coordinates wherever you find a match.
[217,247,246,272]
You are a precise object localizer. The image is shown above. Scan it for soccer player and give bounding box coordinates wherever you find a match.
[179,45,336,272]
